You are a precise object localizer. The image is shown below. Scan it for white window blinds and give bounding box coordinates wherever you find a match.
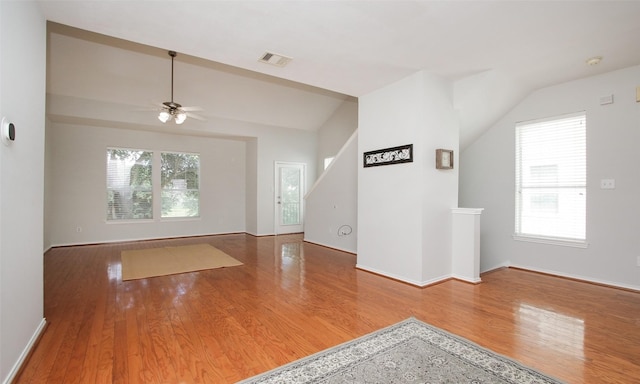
[515,112,586,244]
[106,149,153,220]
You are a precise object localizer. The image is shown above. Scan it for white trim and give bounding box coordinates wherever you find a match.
[513,234,588,248]
[48,230,245,248]
[515,110,586,127]
[509,263,640,292]
[3,318,47,384]
[480,261,511,274]
[105,219,155,225]
[355,264,450,287]
[303,238,356,255]
[159,217,202,223]
[451,207,484,215]
[306,129,358,198]
[274,161,306,235]
[451,274,482,284]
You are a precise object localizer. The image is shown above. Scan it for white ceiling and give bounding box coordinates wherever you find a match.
[39,1,640,147]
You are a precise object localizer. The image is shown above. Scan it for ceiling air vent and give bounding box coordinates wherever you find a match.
[259,51,292,67]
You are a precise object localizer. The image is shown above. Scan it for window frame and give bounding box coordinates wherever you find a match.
[106,148,201,222]
[160,151,201,219]
[514,112,588,248]
[106,147,154,222]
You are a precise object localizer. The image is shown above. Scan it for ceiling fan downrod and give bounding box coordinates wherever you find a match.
[169,50,176,105]
[159,50,185,124]
[158,49,199,125]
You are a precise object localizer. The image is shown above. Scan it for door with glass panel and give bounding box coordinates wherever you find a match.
[274,162,305,234]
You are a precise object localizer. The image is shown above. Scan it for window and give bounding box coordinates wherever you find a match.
[106,149,200,221]
[515,112,586,245]
[106,149,153,220]
[280,166,302,225]
[161,152,200,218]
[324,157,335,170]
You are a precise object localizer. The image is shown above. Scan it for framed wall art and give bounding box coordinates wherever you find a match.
[435,149,453,169]
[363,144,413,168]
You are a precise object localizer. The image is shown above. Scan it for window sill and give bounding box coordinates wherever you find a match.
[160,216,201,222]
[106,219,154,224]
[513,234,588,248]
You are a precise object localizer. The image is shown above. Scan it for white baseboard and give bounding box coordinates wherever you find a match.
[451,273,482,284]
[356,264,451,287]
[49,231,247,248]
[3,318,47,384]
[509,263,640,292]
[303,238,356,254]
[481,261,511,274]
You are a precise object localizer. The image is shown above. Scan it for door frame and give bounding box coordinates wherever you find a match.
[274,161,306,235]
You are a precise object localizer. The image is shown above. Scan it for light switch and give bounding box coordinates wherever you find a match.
[600,179,615,189]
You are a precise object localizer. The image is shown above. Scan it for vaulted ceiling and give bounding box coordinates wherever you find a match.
[39,1,640,148]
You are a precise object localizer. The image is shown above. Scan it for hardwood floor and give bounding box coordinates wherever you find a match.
[17,233,640,383]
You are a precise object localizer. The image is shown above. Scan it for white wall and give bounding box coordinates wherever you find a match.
[47,123,246,246]
[245,137,258,235]
[44,119,54,249]
[316,98,358,176]
[0,2,47,382]
[460,65,640,290]
[357,71,459,286]
[419,73,460,282]
[305,131,358,253]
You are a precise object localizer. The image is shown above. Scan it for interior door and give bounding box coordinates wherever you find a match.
[274,162,305,234]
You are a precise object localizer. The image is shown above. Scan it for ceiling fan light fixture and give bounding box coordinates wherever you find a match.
[155,50,202,124]
[175,111,187,124]
[158,110,171,123]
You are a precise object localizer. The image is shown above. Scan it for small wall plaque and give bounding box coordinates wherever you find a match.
[363,144,413,168]
[436,149,453,169]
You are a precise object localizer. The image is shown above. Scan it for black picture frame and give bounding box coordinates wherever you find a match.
[363,144,413,168]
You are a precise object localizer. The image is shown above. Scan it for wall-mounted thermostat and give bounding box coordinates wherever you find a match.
[599,94,614,105]
[1,117,16,145]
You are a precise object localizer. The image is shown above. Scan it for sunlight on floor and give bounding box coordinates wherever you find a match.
[517,303,585,359]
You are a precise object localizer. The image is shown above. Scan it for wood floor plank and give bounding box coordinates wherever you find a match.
[111,319,128,384]
[15,233,640,383]
[95,265,117,384]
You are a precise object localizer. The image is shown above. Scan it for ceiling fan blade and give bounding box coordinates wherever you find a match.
[135,102,165,111]
[181,106,203,112]
[134,101,164,111]
[186,112,206,121]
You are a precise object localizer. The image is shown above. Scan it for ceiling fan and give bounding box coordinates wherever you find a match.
[156,50,204,124]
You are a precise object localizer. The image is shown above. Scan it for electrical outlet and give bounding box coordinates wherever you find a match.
[76,226,82,233]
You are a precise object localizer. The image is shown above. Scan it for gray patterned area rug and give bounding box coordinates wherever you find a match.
[238,318,564,384]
